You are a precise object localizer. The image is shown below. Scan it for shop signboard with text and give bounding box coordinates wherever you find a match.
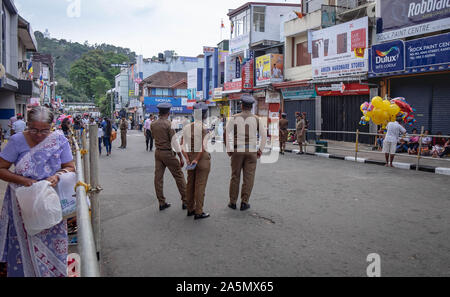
[316,83,370,96]
[144,97,193,114]
[311,17,369,79]
[223,80,242,94]
[282,85,317,100]
[377,0,450,42]
[242,59,254,90]
[371,40,405,74]
[369,32,450,77]
[230,34,249,55]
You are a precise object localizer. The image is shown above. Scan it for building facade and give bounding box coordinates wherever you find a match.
[0,0,38,131]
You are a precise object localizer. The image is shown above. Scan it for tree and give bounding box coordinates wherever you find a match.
[90,76,111,100]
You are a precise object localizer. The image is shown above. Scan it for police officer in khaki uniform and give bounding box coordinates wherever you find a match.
[151,103,187,211]
[296,112,306,155]
[181,103,211,220]
[119,116,128,149]
[224,95,267,211]
[279,113,288,155]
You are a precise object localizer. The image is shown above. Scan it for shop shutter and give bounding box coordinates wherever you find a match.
[284,99,315,131]
[390,77,432,134]
[321,95,371,143]
[431,77,450,136]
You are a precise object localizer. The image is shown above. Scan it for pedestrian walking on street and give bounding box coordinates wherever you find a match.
[296,112,306,155]
[119,116,128,149]
[181,103,211,220]
[224,95,267,211]
[279,113,288,155]
[103,118,115,156]
[11,114,26,135]
[144,116,154,152]
[151,103,187,211]
[383,116,406,167]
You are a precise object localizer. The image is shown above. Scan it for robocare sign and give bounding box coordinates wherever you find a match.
[377,0,450,42]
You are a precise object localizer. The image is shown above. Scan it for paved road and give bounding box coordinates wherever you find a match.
[99,130,450,277]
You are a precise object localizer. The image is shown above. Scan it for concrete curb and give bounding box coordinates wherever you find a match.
[283,149,449,176]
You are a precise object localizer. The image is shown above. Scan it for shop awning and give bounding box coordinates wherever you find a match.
[273,80,312,89]
[311,75,367,84]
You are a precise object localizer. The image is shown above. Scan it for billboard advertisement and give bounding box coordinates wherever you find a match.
[369,32,450,77]
[377,0,450,42]
[371,40,405,74]
[255,54,284,86]
[311,17,369,79]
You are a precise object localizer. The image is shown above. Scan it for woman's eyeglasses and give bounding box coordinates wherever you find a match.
[28,128,51,135]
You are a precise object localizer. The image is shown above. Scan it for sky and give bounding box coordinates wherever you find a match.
[15,0,300,58]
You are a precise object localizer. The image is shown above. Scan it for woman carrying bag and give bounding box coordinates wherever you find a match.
[0,106,75,277]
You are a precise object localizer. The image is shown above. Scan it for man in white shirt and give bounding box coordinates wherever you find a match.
[383,116,406,167]
[11,115,26,135]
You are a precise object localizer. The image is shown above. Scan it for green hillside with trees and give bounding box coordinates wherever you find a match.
[34,31,136,114]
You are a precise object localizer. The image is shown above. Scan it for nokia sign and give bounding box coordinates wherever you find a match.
[371,40,405,74]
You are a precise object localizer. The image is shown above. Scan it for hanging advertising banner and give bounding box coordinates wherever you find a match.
[377,0,450,43]
[311,17,369,79]
[242,59,254,90]
[371,40,405,74]
[219,50,229,63]
[255,54,284,86]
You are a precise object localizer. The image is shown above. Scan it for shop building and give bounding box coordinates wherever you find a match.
[369,0,450,135]
[225,2,300,116]
[0,0,39,129]
[140,71,192,119]
[281,0,377,143]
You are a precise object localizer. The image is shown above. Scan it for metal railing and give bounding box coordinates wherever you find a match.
[73,133,100,277]
[287,128,450,171]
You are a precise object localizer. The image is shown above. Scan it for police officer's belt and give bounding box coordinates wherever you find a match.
[156,148,172,151]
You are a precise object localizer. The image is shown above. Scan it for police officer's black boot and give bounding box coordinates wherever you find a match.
[240,203,250,211]
[182,203,187,210]
[194,213,210,220]
[228,203,237,210]
[187,210,195,217]
[159,203,171,211]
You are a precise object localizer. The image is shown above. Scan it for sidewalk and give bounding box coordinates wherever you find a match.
[285,139,450,172]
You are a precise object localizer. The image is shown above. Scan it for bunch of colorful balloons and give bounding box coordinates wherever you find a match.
[360,96,416,128]
[56,114,73,129]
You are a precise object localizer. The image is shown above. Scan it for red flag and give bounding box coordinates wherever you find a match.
[221,19,225,28]
[294,11,303,18]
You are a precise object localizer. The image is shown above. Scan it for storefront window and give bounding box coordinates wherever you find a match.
[155,88,169,96]
[175,89,187,97]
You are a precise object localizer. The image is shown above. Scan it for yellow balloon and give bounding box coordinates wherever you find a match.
[364,116,370,122]
[389,104,401,116]
[382,100,391,111]
[372,107,383,119]
[371,97,383,108]
[381,110,390,123]
[366,111,373,118]
[360,104,366,113]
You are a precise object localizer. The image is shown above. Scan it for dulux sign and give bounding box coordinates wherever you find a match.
[371,40,405,74]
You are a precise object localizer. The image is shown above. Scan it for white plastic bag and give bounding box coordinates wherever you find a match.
[55,172,77,219]
[15,180,63,236]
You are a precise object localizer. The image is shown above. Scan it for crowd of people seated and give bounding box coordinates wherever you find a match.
[377,128,450,158]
